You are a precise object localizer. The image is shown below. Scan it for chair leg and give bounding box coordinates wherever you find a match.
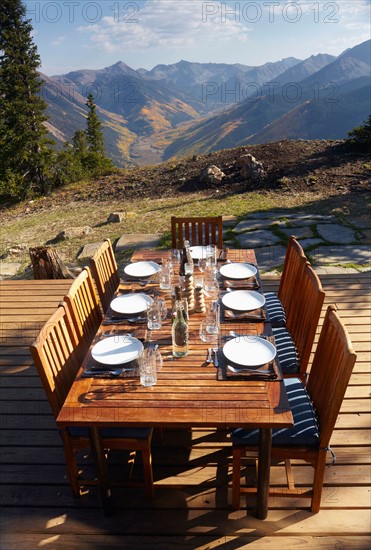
[232,447,242,510]
[142,444,154,499]
[311,451,327,513]
[60,431,81,498]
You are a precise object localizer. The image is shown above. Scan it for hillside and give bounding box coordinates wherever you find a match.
[41,40,370,166]
[1,138,369,277]
[2,139,369,209]
[163,40,371,160]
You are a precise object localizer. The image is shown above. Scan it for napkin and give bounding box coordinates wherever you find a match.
[223,307,266,322]
[81,359,140,378]
[99,327,148,340]
[223,277,259,290]
[102,315,147,325]
[225,363,277,380]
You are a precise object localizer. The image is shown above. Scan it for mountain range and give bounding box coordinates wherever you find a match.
[43,39,370,166]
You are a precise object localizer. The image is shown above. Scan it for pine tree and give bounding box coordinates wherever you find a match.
[0,0,53,198]
[84,93,113,174]
[347,115,371,151]
[73,130,88,157]
[85,94,105,155]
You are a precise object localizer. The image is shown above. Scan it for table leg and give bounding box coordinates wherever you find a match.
[256,428,272,519]
[89,427,115,516]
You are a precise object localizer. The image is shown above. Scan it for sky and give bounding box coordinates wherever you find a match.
[25,0,371,75]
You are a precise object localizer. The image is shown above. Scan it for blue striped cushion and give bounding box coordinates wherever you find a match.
[68,427,153,439]
[272,327,300,374]
[231,378,319,447]
[265,292,286,327]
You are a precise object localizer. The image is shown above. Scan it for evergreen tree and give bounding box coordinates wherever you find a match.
[73,130,88,157]
[347,115,371,151]
[0,0,53,198]
[84,93,113,174]
[85,94,105,155]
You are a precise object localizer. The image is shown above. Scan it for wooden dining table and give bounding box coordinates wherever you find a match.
[57,248,293,519]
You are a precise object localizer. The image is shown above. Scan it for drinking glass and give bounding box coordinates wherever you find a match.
[204,265,219,296]
[199,320,218,344]
[154,345,163,371]
[147,302,162,330]
[159,299,167,321]
[198,258,207,272]
[205,300,220,335]
[206,244,217,267]
[159,264,171,290]
[171,249,181,267]
[140,350,157,386]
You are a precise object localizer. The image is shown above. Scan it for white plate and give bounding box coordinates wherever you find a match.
[219,262,257,280]
[189,246,207,260]
[221,290,265,312]
[91,336,143,366]
[124,261,161,278]
[223,336,276,367]
[110,293,153,315]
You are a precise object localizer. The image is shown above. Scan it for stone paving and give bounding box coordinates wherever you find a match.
[227,212,370,273]
[1,212,370,278]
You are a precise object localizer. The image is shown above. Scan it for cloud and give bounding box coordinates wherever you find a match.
[51,35,66,46]
[77,0,251,53]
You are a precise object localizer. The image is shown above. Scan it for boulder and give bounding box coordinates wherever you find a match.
[56,226,92,241]
[107,212,125,223]
[7,243,28,256]
[238,154,265,182]
[199,164,225,184]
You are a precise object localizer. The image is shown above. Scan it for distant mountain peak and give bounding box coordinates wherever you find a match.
[43,40,369,167]
[104,60,139,76]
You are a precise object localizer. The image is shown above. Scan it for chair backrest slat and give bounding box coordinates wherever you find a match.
[287,262,325,373]
[307,305,356,447]
[90,239,120,312]
[30,304,81,418]
[171,216,223,249]
[64,267,102,360]
[278,236,306,311]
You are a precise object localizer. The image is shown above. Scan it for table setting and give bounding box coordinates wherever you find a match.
[81,333,144,378]
[216,334,281,381]
[84,246,278,384]
[82,257,169,380]
[57,244,292,521]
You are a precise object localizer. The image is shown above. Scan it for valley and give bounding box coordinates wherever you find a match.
[43,40,371,166]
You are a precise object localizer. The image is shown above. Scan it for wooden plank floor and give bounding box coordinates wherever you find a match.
[0,274,370,549]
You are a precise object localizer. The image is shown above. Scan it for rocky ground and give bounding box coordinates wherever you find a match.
[64,139,371,202]
[1,139,370,215]
[1,139,370,278]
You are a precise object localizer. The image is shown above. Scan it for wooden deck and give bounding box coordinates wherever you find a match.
[0,273,370,549]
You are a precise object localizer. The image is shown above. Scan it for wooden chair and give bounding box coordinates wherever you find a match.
[171,216,223,249]
[272,261,325,377]
[63,267,103,361]
[29,304,154,499]
[265,236,307,327]
[231,304,357,513]
[89,238,120,313]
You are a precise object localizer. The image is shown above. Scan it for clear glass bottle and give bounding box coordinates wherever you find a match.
[172,299,189,357]
[179,242,188,276]
[172,286,188,323]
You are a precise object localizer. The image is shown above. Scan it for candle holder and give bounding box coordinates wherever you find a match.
[184,273,195,311]
[194,284,206,313]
